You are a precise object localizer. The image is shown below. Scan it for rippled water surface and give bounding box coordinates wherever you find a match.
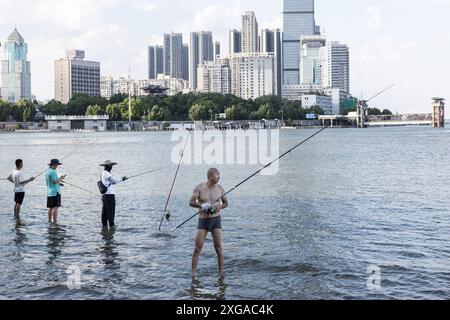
[0,127,449,300]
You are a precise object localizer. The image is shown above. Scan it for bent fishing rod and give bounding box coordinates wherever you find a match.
[170,125,329,233]
[159,126,193,231]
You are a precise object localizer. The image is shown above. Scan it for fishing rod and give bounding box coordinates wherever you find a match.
[170,125,329,233]
[366,84,395,103]
[125,165,171,181]
[159,126,193,231]
[171,84,395,232]
[34,142,93,179]
[61,180,100,199]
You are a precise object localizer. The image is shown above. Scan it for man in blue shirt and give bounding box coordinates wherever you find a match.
[45,159,66,223]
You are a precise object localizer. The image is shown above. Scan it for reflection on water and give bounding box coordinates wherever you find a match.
[100,227,120,271]
[13,217,27,260]
[190,277,228,300]
[46,224,67,265]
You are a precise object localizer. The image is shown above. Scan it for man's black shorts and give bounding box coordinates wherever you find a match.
[197,216,222,233]
[14,192,25,205]
[47,193,61,209]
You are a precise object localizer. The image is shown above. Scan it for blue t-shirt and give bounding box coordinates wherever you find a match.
[45,169,61,197]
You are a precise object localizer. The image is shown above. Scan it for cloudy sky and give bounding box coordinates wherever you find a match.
[0,0,449,116]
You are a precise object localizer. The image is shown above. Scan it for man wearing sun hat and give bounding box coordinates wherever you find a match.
[100,160,127,229]
[45,159,66,223]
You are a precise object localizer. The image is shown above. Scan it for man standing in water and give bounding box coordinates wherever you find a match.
[100,160,127,229]
[45,159,66,223]
[7,159,35,217]
[190,168,228,278]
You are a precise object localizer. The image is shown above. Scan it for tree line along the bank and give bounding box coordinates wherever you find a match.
[0,92,392,124]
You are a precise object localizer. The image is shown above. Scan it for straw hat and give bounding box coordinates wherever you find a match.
[99,160,118,167]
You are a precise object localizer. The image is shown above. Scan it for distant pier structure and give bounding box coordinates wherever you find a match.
[432,97,445,128]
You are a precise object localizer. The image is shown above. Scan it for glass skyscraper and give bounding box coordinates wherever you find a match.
[282,0,317,86]
[1,28,32,103]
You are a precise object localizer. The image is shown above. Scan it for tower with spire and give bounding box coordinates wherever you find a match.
[1,28,32,103]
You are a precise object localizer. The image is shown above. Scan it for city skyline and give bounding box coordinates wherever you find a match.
[0,0,449,116]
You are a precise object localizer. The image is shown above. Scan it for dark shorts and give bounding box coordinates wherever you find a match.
[197,216,222,233]
[47,193,61,209]
[14,192,25,205]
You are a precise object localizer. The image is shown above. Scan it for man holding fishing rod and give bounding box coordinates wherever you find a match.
[7,159,35,217]
[45,159,66,223]
[189,168,228,278]
[99,160,128,229]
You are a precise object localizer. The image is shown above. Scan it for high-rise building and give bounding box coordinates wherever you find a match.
[54,50,100,103]
[260,29,275,53]
[282,0,317,86]
[189,31,214,90]
[229,52,276,100]
[164,33,183,79]
[228,29,242,54]
[0,28,32,103]
[148,45,164,79]
[242,11,259,53]
[182,44,189,81]
[321,42,350,93]
[300,35,326,86]
[215,41,221,58]
[197,61,231,95]
[260,29,282,97]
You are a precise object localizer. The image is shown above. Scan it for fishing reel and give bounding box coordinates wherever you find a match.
[164,210,171,221]
[205,207,217,216]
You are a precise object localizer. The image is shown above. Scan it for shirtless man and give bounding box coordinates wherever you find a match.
[190,168,228,278]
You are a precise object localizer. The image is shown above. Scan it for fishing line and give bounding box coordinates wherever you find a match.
[61,180,100,199]
[159,125,193,231]
[34,141,95,179]
[125,165,171,181]
[170,125,330,233]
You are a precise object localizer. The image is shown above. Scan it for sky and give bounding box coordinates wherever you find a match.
[0,0,449,117]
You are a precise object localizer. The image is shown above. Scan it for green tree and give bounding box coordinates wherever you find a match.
[368,108,382,115]
[249,111,260,120]
[149,105,171,121]
[282,100,302,120]
[225,104,249,120]
[23,105,35,122]
[305,105,325,116]
[189,102,216,121]
[382,109,393,115]
[85,105,105,116]
[257,103,269,119]
[105,104,122,121]
[0,100,13,122]
[43,100,67,115]
[119,98,145,121]
[258,102,280,119]
[109,93,128,104]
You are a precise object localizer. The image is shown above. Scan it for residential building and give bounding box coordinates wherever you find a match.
[54,49,100,103]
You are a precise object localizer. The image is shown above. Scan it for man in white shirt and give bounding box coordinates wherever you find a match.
[7,159,35,217]
[100,160,127,229]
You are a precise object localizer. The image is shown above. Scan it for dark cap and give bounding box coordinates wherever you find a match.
[48,159,63,166]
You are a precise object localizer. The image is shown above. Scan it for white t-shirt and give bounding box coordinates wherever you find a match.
[11,169,25,193]
[101,170,121,195]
